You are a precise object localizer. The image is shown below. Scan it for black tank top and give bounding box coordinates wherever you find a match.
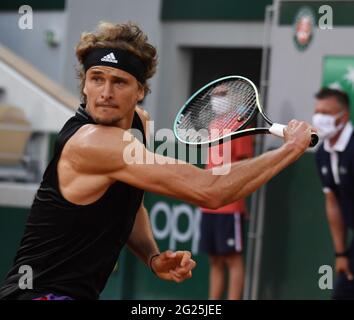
[0,105,146,300]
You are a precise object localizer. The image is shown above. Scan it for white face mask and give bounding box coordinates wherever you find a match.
[312,111,345,139]
[210,96,233,115]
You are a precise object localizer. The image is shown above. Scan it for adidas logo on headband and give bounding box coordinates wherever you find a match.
[101,52,118,64]
[84,48,146,83]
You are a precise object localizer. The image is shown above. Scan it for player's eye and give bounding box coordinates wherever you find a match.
[113,79,127,86]
[91,76,104,83]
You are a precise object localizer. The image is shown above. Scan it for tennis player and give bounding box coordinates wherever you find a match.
[0,21,313,300]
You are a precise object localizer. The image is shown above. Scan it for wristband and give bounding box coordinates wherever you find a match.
[149,253,160,275]
[335,250,349,257]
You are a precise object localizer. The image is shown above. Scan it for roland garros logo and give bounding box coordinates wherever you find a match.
[293,7,316,51]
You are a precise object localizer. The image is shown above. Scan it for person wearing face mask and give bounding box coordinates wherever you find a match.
[313,87,354,299]
[198,84,254,300]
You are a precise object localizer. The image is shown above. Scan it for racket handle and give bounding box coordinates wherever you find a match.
[269,123,318,148]
[269,123,286,138]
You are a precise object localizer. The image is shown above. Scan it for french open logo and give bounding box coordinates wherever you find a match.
[293,7,315,51]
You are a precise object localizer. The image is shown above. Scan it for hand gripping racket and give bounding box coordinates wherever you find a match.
[173,75,318,147]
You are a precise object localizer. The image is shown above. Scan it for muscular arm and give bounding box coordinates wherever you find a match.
[66,120,311,209]
[127,198,197,282]
[126,200,160,266]
[325,190,347,253]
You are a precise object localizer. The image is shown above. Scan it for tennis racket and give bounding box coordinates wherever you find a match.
[173,75,318,147]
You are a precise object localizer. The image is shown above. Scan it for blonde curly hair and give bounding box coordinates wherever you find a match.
[75,21,158,102]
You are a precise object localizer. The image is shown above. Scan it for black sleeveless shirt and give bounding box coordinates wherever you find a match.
[0,105,145,300]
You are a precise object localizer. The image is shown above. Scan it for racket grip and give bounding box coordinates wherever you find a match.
[269,123,318,148]
[269,123,285,138]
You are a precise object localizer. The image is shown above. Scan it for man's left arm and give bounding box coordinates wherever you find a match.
[127,201,197,283]
[126,201,160,268]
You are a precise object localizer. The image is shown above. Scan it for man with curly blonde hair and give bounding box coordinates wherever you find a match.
[0,21,314,300]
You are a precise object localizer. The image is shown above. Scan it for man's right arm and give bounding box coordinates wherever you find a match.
[325,191,347,254]
[325,190,353,280]
[68,120,312,210]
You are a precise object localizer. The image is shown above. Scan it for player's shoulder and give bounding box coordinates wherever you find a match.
[66,124,127,155]
[76,123,125,140]
[62,124,131,172]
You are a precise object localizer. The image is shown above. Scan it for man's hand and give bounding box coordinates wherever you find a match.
[335,256,354,281]
[151,250,197,283]
[283,120,315,154]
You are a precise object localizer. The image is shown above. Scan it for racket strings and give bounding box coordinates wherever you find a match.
[177,79,257,142]
[210,80,257,130]
[220,81,256,130]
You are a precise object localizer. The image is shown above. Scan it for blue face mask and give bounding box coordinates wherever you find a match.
[312,111,345,139]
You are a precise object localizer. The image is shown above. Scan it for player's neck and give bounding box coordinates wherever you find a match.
[116,112,135,130]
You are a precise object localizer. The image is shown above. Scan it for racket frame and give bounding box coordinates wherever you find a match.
[173,75,274,146]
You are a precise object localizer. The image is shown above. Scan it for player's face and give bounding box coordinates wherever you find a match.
[84,66,144,126]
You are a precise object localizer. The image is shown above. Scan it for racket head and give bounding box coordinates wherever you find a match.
[173,75,262,146]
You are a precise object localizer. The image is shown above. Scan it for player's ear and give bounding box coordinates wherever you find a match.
[83,81,88,96]
[83,72,89,96]
[137,83,145,102]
